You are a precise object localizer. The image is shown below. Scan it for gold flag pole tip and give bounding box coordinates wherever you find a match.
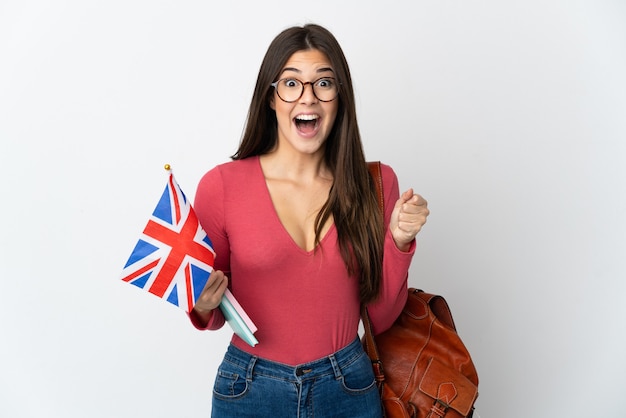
[164,164,171,171]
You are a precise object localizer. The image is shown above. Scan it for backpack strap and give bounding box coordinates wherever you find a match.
[367,161,384,213]
[362,161,386,384]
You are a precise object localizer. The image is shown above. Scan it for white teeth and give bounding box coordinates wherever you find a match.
[295,114,319,121]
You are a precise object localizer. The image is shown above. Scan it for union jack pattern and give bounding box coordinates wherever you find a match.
[120,171,215,313]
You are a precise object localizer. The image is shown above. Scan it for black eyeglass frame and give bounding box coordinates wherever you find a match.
[270,77,340,103]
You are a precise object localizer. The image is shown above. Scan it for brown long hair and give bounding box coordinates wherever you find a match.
[232,24,384,304]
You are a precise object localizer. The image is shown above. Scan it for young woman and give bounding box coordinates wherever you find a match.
[190,24,429,417]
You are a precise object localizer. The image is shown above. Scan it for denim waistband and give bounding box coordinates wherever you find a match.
[222,337,366,382]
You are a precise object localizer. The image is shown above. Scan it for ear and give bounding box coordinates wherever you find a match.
[269,95,275,110]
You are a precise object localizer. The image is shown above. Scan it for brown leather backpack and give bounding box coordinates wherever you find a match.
[362,289,479,417]
[363,162,479,417]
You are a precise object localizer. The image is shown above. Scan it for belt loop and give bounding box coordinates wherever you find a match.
[329,354,342,379]
[246,356,257,382]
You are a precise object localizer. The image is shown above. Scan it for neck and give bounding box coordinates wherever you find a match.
[260,151,330,183]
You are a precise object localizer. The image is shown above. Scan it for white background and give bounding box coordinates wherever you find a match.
[1,1,625,417]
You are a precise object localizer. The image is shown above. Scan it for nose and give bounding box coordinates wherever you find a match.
[299,82,318,104]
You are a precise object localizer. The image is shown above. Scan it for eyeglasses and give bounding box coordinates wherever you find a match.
[271,77,339,103]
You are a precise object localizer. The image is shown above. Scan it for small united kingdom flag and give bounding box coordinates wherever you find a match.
[120,165,215,313]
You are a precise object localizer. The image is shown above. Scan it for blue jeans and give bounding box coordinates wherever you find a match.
[211,337,383,417]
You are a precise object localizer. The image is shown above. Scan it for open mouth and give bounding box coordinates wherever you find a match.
[294,114,320,134]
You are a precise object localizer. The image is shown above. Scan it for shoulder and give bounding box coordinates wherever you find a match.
[370,161,399,193]
[198,157,260,186]
[379,162,397,181]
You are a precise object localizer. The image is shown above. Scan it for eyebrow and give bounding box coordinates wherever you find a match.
[280,67,335,75]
